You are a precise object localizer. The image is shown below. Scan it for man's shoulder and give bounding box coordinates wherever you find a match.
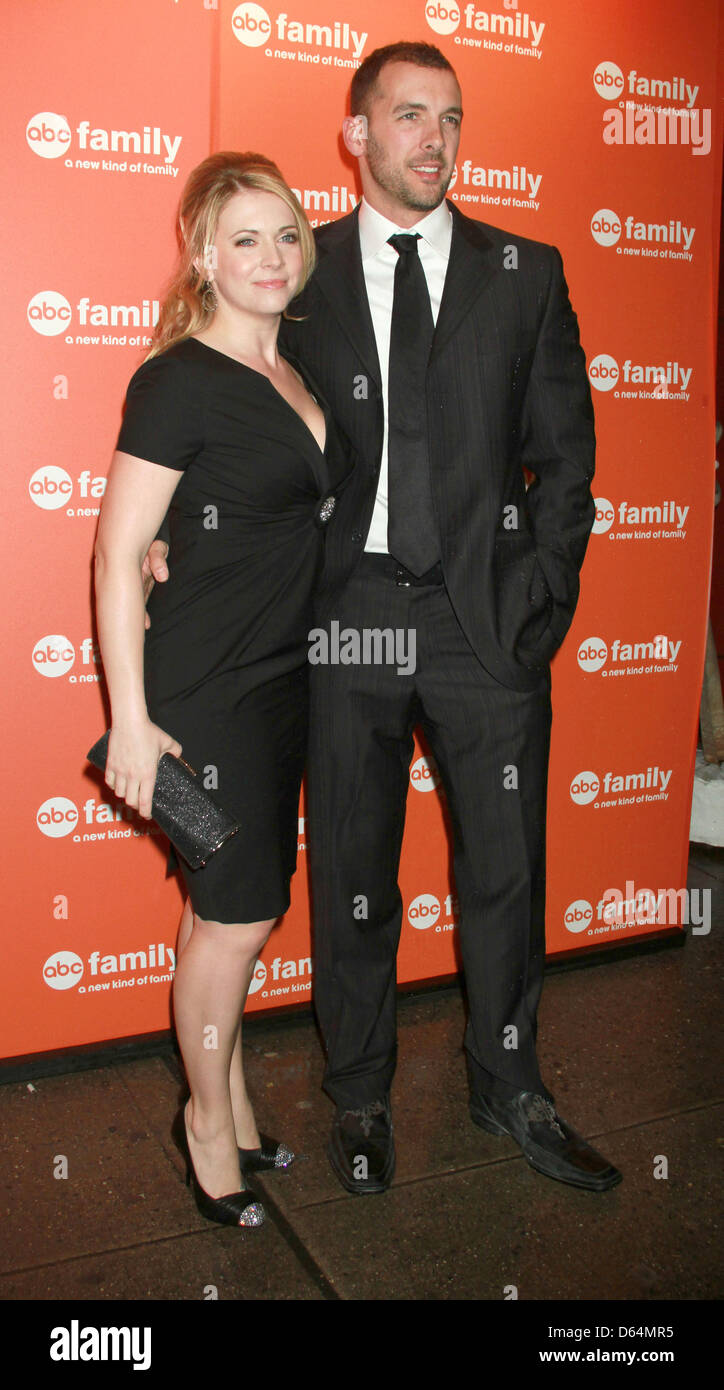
[311,201,560,268]
[449,201,560,270]
[313,207,359,252]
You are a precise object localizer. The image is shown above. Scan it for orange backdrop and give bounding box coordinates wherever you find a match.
[2,0,721,1058]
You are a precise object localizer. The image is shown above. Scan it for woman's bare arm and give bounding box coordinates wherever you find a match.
[94,450,184,817]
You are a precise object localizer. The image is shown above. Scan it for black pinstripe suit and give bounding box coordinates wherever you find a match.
[280,199,595,1109]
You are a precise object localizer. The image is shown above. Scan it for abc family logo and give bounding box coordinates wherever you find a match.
[26,113,182,166]
[587,354,620,391]
[409,754,440,793]
[592,60,624,98]
[33,636,99,678]
[29,466,105,512]
[246,955,312,996]
[36,798,79,837]
[591,496,690,537]
[593,62,699,106]
[563,899,594,934]
[43,942,175,991]
[43,950,84,989]
[569,766,672,805]
[576,634,680,673]
[26,112,72,158]
[231,2,271,45]
[231,3,368,57]
[590,210,623,247]
[425,2,461,33]
[424,3,545,44]
[36,797,143,839]
[587,356,692,395]
[406,892,457,930]
[590,209,695,254]
[561,897,673,936]
[408,893,441,928]
[27,290,159,337]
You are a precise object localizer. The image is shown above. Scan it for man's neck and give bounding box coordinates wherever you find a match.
[360,188,445,229]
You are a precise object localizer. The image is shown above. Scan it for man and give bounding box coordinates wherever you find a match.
[148,41,621,1195]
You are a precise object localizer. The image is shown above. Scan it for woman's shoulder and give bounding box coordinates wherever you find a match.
[124,338,210,396]
[117,340,207,462]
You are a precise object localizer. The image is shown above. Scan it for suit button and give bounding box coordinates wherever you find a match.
[351,529,364,543]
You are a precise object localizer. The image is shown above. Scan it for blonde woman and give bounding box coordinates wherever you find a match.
[94,152,351,1226]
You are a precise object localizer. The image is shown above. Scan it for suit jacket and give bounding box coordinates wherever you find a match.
[279,199,596,693]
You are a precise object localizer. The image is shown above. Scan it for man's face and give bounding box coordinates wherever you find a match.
[360,61,463,220]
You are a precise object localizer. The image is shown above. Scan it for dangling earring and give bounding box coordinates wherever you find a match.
[201,279,216,313]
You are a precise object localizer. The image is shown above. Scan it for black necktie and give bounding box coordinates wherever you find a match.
[386,233,440,576]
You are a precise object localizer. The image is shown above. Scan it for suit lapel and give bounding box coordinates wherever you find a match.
[308,200,498,380]
[430,200,498,360]
[311,208,382,391]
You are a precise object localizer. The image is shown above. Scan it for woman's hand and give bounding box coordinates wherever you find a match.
[141,539,170,630]
[105,720,182,819]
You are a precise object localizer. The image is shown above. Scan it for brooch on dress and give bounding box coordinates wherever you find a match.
[315,495,336,527]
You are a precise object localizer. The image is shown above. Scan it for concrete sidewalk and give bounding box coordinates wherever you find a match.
[1,846,721,1302]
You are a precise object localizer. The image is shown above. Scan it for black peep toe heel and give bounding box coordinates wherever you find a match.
[172,1107,265,1228]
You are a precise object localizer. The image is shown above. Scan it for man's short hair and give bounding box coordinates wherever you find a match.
[350,42,457,119]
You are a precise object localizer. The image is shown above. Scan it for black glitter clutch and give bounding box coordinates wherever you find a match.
[86,731,240,870]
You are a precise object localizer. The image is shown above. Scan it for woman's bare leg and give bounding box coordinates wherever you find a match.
[175,898,269,1151]
[229,1007,263,1150]
[172,912,274,1197]
[176,896,194,958]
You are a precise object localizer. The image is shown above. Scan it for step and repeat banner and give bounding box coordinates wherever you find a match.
[2,0,720,1061]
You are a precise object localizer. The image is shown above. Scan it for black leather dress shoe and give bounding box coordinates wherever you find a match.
[470,1090,623,1192]
[328,1099,395,1195]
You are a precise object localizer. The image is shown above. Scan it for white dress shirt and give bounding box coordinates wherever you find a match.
[358,195,453,553]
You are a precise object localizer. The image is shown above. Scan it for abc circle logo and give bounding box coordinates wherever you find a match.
[564,900,593,934]
[592,497,615,534]
[577,638,608,673]
[29,465,73,510]
[593,61,624,98]
[27,290,72,337]
[248,959,267,994]
[26,112,71,159]
[591,210,622,248]
[588,354,619,392]
[425,3,460,36]
[33,635,75,677]
[37,797,79,838]
[570,772,600,806]
[231,2,271,45]
[43,950,84,990]
[408,893,441,929]
[410,755,440,793]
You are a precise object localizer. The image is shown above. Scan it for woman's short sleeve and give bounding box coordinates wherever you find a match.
[116,350,204,471]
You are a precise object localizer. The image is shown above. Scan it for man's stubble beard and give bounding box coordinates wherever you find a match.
[364,132,453,214]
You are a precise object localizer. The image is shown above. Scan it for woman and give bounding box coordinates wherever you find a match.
[94,152,351,1227]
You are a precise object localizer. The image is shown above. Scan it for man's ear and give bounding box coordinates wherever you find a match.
[342,113,368,158]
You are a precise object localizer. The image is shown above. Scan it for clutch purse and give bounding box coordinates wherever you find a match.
[86,730,240,870]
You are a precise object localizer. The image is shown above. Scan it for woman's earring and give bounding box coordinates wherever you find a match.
[201,279,216,312]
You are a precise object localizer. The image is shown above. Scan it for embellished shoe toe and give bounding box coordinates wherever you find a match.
[238,1133,295,1172]
[171,1107,266,1228]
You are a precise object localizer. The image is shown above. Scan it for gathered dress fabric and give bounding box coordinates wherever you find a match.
[115,335,352,924]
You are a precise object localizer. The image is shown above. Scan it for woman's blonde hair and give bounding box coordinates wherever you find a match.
[146,151,315,359]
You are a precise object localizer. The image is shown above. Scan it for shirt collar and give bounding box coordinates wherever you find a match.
[358,195,452,262]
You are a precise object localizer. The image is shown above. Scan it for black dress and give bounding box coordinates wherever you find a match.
[115,335,352,924]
